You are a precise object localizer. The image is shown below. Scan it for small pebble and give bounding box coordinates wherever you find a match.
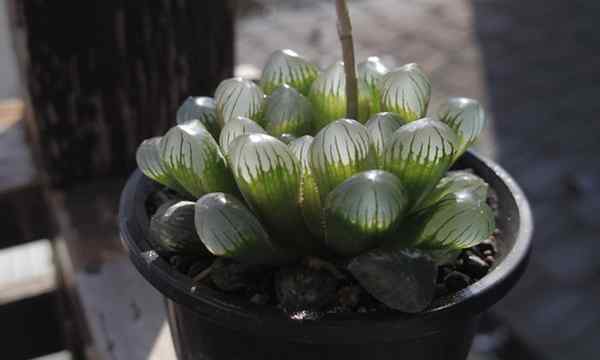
[461,254,490,278]
[187,258,213,278]
[170,255,197,274]
[275,264,339,312]
[478,239,497,254]
[483,249,494,257]
[337,286,362,308]
[445,271,471,292]
[210,259,269,292]
[484,256,496,266]
[250,293,270,305]
[358,307,367,313]
[435,283,449,298]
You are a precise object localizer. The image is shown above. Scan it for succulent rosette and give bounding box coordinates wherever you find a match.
[136,49,494,312]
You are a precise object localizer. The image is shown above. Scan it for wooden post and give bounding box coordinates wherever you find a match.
[8,0,235,188]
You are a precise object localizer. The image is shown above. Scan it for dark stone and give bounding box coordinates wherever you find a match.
[337,286,362,309]
[275,263,339,312]
[477,238,498,255]
[347,249,438,313]
[435,283,450,298]
[187,258,214,278]
[250,293,270,305]
[170,255,198,274]
[461,253,490,279]
[210,258,270,293]
[484,256,496,266]
[445,271,471,292]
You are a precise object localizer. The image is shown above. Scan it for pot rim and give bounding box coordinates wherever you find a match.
[119,151,533,343]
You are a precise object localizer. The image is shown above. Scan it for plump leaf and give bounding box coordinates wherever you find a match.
[278,133,297,144]
[400,191,495,250]
[195,193,292,264]
[418,170,489,210]
[365,112,403,166]
[219,116,267,156]
[437,97,486,160]
[309,62,373,130]
[228,134,315,251]
[358,56,389,113]
[136,137,188,195]
[263,85,313,138]
[214,78,265,127]
[289,136,323,238]
[380,63,431,123]
[382,118,458,208]
[309,119,375,201]
[260,49,320,96]
[149,200,209,255]
[176,97,220,139]
[324,170,408,256]
[348,248,437,313]
[160,120,237,198]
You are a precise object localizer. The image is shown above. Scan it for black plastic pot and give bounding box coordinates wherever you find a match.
[119,152,533,360]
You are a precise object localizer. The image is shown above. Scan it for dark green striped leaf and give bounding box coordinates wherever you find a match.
[418,170,489,210]
[264,85,313,138]
[365,112,403,166]
[160,120,237,198]
[309,62,373,130]
[214,78,266,127]
[195,193,292,264]
[358,57,389,113]
[437,97,486,160]
[228,134,315,251]
[309,119,375,201]
[136,137,187,195]
[176,97,220,139]
[260,49,320,96]
[324,170,408,257]
[382,118,458,208]
[380,63,431,123]
[149,200,209,255]
[219,116,267,156]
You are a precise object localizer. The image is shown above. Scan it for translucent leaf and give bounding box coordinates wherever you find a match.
[289,135,323,238]
[348,248,437,313]
[382,118,458,208]
[324,170,408,256]
[176,97,220,139]
[437,97,486,160]
[263,85,313,138]
[219,116,266,157]
[214,78,265,127]
[149,200,208,255]
[358,56,389,113]
[195,193,292,264]
[260,49,320,96]
[228,134,315,251]
[401,191,495,250]
[309,119,375,202]
[365,112,403,166]
[136,137,188,195]
[160,120,237,198]
[380,63,431,123]
[418,170,489,210]
[309,62,373,130]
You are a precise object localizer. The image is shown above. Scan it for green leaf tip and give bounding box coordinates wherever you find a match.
[419,170,489,211]
[358,56,389,113]
[264,85,313,138]
[324,170,409,257]
[195,193,293,265]
[437,97,486,160]
[380,63,431,123]
[176,97,220,139]
[382,117,458,208]
[219,116,267,157]
[136,137,188,195]
[365,112,404,166]
[215,77,266,127]
[160,120,237,198]
[260,49,320,96]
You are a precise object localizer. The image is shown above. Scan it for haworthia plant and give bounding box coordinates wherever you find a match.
[365,112,403,166]
[419,170,489,210]
[219,116,267,157]
[260,49,320,96]
[358,57,389,113]
[288,135,323,238]
[214,78,266,127]
[382,118,458,208]
[380,63,431,123]
[309,119,375,201]
[136,137,188,195]
[149,200,208,255]
[324,170,408,256]
[159,120,237,198]
[401,191,495,250]
[176,97,220,139]
[309,62,373,129]
[195,193,292,265]
[228,134,315,251]
[437,97,486,161]
[263,85,313,138]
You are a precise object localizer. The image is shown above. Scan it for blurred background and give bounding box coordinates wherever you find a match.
[0,0,598,359]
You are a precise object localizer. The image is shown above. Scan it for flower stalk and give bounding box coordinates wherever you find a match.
[335,0,359,120]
